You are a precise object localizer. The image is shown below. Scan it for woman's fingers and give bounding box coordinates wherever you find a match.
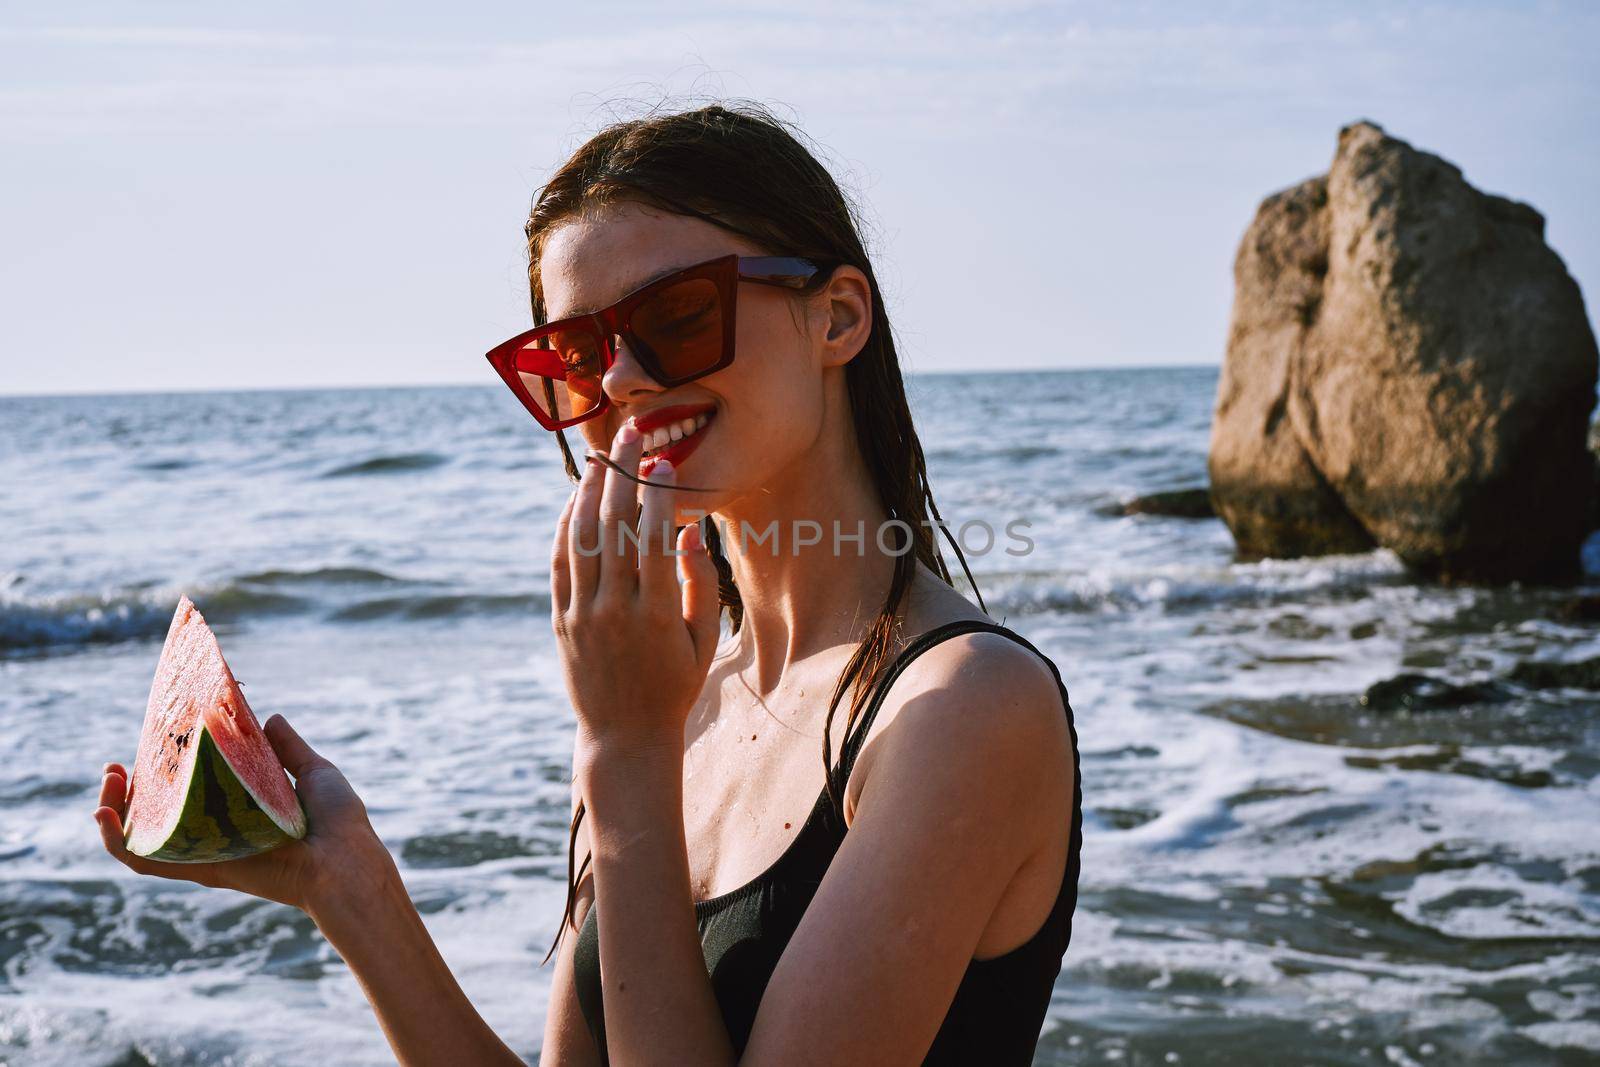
[98,766,126,813]
[93,798,223,887]
[93,802,142,864]
[567,443,608,602]
[678,521,722,668]
[595,421,644,599]
[637,459,679,606]
[94,802,128,856]
[551,488,576,615]
[263,715,326,780]
[94,768,136,860]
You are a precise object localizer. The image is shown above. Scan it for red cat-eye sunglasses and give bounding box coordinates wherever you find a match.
[485,253,829,431]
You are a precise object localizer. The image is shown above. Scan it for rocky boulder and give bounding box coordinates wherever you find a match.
[1209,174,1377,559]
[1210,121,1599,583]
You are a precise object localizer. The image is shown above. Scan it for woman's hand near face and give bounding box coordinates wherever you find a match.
[93,715,395,915]
[551,420,722,756]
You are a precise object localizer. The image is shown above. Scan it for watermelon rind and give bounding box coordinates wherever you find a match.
[125,725,307,863]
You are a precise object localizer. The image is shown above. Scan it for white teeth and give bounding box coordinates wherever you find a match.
[640,412,712,457]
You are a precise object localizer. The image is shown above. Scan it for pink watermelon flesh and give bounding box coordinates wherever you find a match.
[124,596,307,858]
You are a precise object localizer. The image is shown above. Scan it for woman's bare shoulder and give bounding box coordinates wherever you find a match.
[844,601,1073,824]
[892,562,1068,729]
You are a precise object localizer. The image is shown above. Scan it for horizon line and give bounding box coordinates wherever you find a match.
[0,359,1223,401]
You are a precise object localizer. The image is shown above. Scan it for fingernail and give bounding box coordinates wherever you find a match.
[618,421,639,445]
[655,459,674,477]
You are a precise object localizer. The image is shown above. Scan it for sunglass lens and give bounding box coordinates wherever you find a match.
[630,278,725,381]
[514,327,605,424]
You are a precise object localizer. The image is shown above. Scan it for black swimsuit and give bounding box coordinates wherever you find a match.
[572,619,1083,1064]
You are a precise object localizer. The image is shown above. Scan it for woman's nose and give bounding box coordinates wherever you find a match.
[602,335,664,403]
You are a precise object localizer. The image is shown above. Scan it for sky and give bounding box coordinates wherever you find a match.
[2,1,1596,395]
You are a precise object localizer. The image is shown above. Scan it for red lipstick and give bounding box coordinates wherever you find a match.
[629,403,716,478]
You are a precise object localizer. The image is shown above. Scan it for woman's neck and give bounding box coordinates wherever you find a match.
[711,425,902,696]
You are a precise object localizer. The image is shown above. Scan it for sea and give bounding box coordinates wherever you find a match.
[1,368,1597,1066]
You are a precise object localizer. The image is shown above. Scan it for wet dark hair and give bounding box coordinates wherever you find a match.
[525,99,983,959]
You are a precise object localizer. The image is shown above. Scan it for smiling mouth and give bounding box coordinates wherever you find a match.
[640,412,712,458]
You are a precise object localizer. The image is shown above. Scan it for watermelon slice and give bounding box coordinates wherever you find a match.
[123,596,308,862]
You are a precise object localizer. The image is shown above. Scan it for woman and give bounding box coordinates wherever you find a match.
[94,101,1082,1066]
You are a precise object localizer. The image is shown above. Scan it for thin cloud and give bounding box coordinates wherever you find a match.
[3,7,1589,142]
[0,26,338,49]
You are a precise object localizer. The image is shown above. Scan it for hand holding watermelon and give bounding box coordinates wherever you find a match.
[93,598,394,914]
[94,719,386,910]
[94,601,526,1064]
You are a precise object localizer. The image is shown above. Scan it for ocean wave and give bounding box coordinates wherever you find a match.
[927,444,1062,463]
[0,551,1412,654]
[233,565,405,587]
[974,550,1410,616]
[319,452,449,478]
[0,578,549,652]
[329,592,548,622]
[0,587,307,653]
[132,457,195,472]
[0,568,403,654]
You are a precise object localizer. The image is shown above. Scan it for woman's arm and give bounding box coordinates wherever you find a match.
[309,859,526,1066]
[548,427,734,1065]
[581,739,735,1065]
[538,783,603,1067]
[96,718,525,1067]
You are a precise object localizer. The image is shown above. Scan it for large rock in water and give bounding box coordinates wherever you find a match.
[1210,121,1599,583]
[1209,173,1377,559]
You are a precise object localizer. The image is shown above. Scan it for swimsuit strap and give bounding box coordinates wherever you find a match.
[837,619,1065,785]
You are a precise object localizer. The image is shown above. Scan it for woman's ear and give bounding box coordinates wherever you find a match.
[816,265,873,368]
